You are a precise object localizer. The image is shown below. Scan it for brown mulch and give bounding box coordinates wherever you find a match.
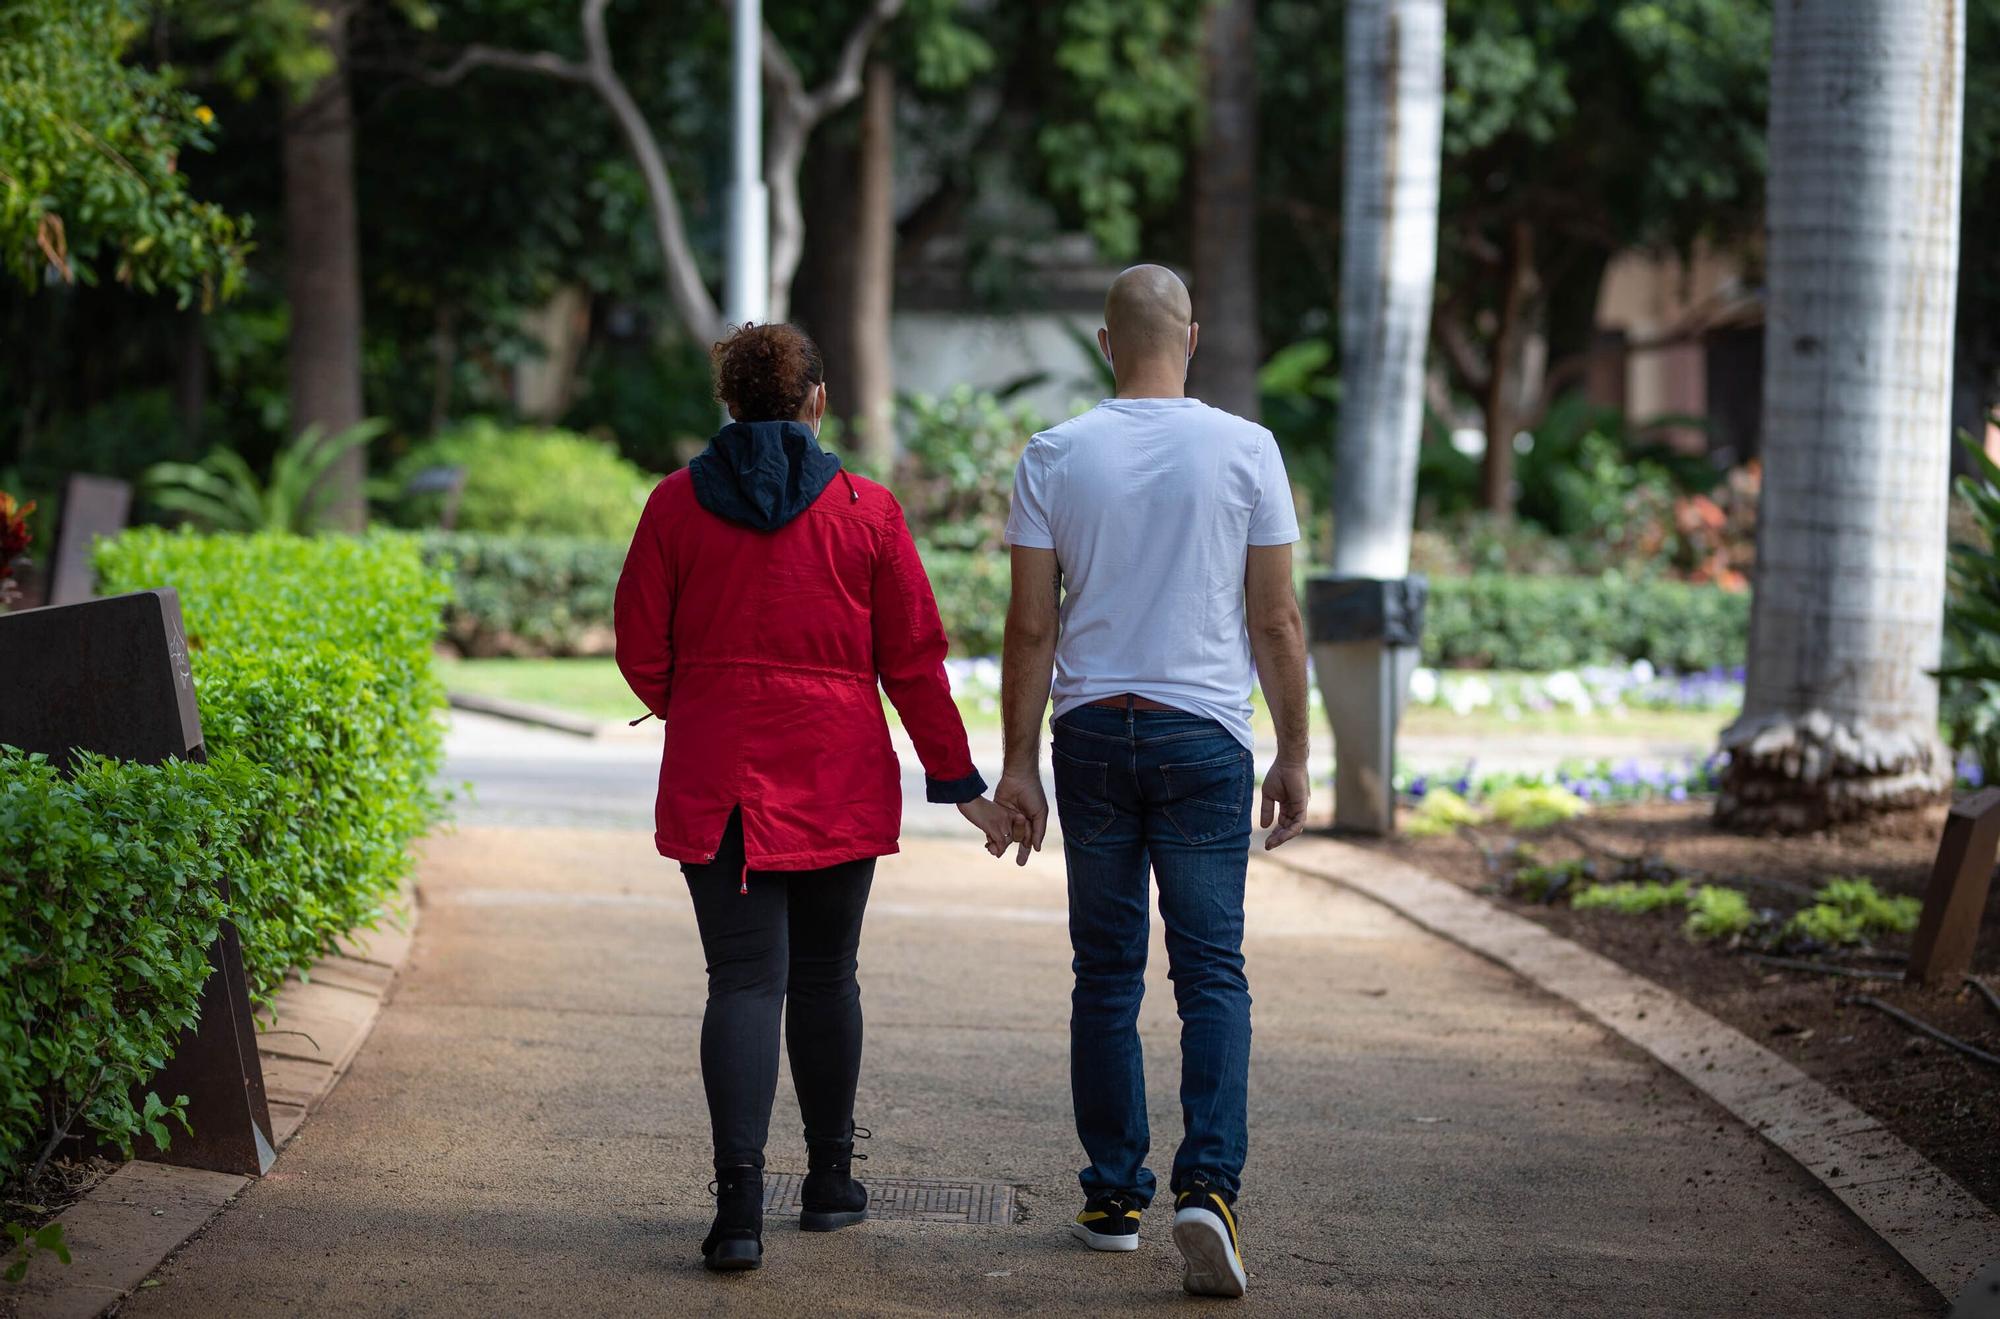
[1359,801,2000,1214]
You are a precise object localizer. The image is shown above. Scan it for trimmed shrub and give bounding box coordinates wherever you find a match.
[0,750,252,1177]
[0,747,258,1183]
[0,531,446,1187]
[1422,574,1748,673]
[423,533,1012,660]
[392,419,655,539]
[94,530,450,995]
[423,532,624,658]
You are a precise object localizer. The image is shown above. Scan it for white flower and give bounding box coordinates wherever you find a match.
[1409,667,1439,705]
[1630,657,1656,684]
[1446,675,1493,716]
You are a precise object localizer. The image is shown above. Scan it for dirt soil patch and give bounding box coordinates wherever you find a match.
[1363,801,2000,1214]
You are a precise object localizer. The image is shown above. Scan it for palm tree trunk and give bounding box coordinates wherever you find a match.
[1717,0,1966,831]
[284,0,366,532]
[1329,0,1444,577]
[1188,0,1260,422]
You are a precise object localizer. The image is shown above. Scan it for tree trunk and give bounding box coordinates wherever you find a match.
[1330,0,1444,577]
[1716,0,1965,831]
[284,0,366,532]
[1479,219,1533,520]
[1188,0,1260,422]
[794,129,861,412]
[847,59,896,469]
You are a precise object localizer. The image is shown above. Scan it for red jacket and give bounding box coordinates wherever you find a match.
[614,421,985,871]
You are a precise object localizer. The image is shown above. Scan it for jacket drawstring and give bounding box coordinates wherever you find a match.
[740,859,749,896]
[841,471,859,502]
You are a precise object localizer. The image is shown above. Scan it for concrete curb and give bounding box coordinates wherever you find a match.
[1266,835,2000,1303]
[4,892,422,1319]
[445,690,610,738]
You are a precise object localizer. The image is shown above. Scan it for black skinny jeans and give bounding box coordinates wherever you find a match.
[681,811,875,1171]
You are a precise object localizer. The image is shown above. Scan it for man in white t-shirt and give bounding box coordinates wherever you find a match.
[996,264,1309,1299]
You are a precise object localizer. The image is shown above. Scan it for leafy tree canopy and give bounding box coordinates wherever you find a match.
[0,0,250,305]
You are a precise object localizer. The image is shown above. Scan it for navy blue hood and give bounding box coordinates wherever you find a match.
[688,420,843,532]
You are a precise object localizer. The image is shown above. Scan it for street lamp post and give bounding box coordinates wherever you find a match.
[725,0,770,329]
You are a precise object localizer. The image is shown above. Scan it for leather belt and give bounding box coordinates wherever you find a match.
[1086,694,1183,713]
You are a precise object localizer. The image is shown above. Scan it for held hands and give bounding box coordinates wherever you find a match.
[958,795,1028,859]
[992,772,1049,867]
[1260,760,1310,850]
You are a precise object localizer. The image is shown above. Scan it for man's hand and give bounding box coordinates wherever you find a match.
[1260,760,1310,850]
[957,796,1027,858]
[993,772,1049,866]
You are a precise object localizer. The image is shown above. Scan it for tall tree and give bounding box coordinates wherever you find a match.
[439,0,904,343]
[1188,0,1259,420]
[1330,0,1443,578]
[284,0,367,530]
[1425,0,1768,517]
[1717,0,1966,830]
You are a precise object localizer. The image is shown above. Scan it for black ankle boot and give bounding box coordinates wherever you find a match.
[799,1124,870,1232]
[701,1165,764,1272]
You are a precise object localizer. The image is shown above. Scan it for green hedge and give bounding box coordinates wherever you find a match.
[391,420,655,539]
[95,530,451,993]
[422,533,1011,660]
[0,531,448,1184]
[419,530,1750,673]
[1422,574,1748,672]
[0,750,250,1180]
[422,532,623,658]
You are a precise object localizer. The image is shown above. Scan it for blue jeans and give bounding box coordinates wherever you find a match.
[1051,704,1254,1205]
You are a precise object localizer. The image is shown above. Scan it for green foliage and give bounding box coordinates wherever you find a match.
[1034,0,1205,259]
[424,530,1012,662]
[1571,879,1691,915]
[1510,856,1588,901]
[423,532,624,658]
[144,421,385,533]
[1486,783,1587,831]
[4,1220,71,1283]
[919,548,1010,659]
[392,420,655,539]
[1404,788,1482,839]
[94,530,448,996]
[1684,885,1756,941]
[1940,430,2000,783]
[0,0,249,303]
[897,388,1044,553]
[1423,574,1748,673]
[0,748,249,1184]
[1785,878,1921,948]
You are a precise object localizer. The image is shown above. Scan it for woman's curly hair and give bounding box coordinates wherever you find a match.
[711,322,825,423]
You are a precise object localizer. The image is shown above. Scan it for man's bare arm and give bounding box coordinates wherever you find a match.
[996,545,1060,864]
[1246,542,1310,848]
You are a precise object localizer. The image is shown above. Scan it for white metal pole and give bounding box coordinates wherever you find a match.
[725,0,771,328]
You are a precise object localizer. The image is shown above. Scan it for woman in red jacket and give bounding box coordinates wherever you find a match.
[615,323,1018,1273]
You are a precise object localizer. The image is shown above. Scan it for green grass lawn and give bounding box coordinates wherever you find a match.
[439,656,1732,745]
[438,656,645,722]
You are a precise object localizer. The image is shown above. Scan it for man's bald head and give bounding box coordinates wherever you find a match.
[1103,264,1194,365]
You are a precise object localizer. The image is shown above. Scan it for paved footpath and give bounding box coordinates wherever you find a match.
[123,828,1938,1317]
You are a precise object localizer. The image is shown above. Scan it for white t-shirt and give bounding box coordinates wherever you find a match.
[1003,396,1300,749]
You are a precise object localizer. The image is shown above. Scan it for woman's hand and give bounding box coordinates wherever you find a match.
[958,795,1028,859]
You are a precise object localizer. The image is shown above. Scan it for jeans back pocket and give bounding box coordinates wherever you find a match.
[1051,745,1116,845]
[1158,749,1251,846]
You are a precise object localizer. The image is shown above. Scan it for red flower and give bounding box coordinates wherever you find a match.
[0,490,35,577]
